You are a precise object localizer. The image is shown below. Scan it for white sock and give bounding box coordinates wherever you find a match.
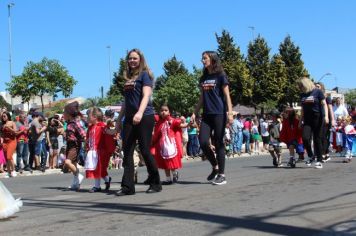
[94,179,101,188]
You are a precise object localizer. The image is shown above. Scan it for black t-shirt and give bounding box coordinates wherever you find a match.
[47,126,58,139]
[124,71,154,117]
[200,73,229,115]
[301,88,325,115]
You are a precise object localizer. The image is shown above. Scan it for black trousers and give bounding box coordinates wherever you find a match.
[121,114,160,193]
[199,114,226,174]
[302,112,324,162]
[321,123,331,155]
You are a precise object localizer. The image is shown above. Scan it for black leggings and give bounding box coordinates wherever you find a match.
[321,123,331,155]
[122,115,160,192]
[302,112,324,162]
[199,114,226,174]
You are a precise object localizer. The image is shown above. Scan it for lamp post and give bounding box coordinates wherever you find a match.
[8,3,15,110]
[106,45,112,90]
[248,26,255,40]
[318,72,332,82]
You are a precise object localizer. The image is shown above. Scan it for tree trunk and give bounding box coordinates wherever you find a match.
[41,95,44,112]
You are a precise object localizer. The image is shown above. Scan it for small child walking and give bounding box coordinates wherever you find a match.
[85,107,114,193]
[280,108,303,168]
[63,101,86,191]
[151,104,186,185]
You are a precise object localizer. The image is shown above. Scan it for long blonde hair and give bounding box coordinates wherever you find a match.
[297,77,315,93]
[124,48,154,81]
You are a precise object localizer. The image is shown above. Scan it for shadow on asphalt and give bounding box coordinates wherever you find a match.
[23,190,356,236]
[242,165,304,169]
[176,181,209,185]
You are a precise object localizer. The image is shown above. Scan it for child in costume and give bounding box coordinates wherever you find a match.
[151,104,187,185]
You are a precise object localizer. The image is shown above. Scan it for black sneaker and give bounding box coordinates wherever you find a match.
[172,171,179,183]
[273,158,278,167]
[305,158,314,166]
[105,177,112,191]
[288,157,296,168]
[161,180,173,185]
[146,185,162,194]
[89,187,102,193]
[207,169,218,182]
[143,175,151,185]
[116,188,135,196]
[212,175,227,185]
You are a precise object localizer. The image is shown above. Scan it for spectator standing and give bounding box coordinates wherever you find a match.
[1,112,17,177]
[242,117,252,154]
[186,116,199,158]
[260,116,270,152]
[333,97,349,120]
[15,114,31,172]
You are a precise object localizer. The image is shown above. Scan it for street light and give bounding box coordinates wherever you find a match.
[8,2,15,109]
[318,72,339,92]
[318,72,332,82]
[106,45,112,89]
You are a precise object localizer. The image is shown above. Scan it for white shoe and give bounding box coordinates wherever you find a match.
[4,173,10,178]
[11,171,17,177]
[77,173,84,186]
[314,162,323,169]
[68,175,79,190]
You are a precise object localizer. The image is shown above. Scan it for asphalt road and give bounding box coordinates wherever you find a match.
[1,153,356,236]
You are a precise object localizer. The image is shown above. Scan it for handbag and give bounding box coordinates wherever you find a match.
[84,127,98,170]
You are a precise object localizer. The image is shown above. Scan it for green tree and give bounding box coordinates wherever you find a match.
[6,57,77,112]
[108,58,126,99]
[6,74,34,110]
[344,89,356,107]
[153,72,200,115]
[215,30,252,105]
[279,35,309,106]
[0,95,12,111]
[154,55,189,91]
[269,54,288,104]
[246,35,272,112]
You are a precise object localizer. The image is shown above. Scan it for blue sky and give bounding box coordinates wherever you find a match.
[0,0,355,99]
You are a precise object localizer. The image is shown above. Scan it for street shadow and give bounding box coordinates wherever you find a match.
[176,180,209,185]
[0,216,18,222]
[243,166,304,169]
[23,190,356,235]
[324,220,356,235]
[41,186,87,193]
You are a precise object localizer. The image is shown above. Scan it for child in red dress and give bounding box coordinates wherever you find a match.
[280,108,303,168]
[85,108,106,192]
[151,105,187,185]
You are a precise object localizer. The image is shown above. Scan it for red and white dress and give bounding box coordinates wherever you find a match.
[85,122,105,179]
[151,115,183,170]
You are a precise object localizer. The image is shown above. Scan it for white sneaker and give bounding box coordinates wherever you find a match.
[11,171,17,177]
[68,175,79,190]
[4,173,10,178]
[314,162,323,169]
[77,173,84,186]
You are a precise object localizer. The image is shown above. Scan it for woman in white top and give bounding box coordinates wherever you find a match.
[333,97,348,120]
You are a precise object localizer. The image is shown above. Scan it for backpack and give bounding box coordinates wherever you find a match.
[269,123,280,139]
[159,121,177,159]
